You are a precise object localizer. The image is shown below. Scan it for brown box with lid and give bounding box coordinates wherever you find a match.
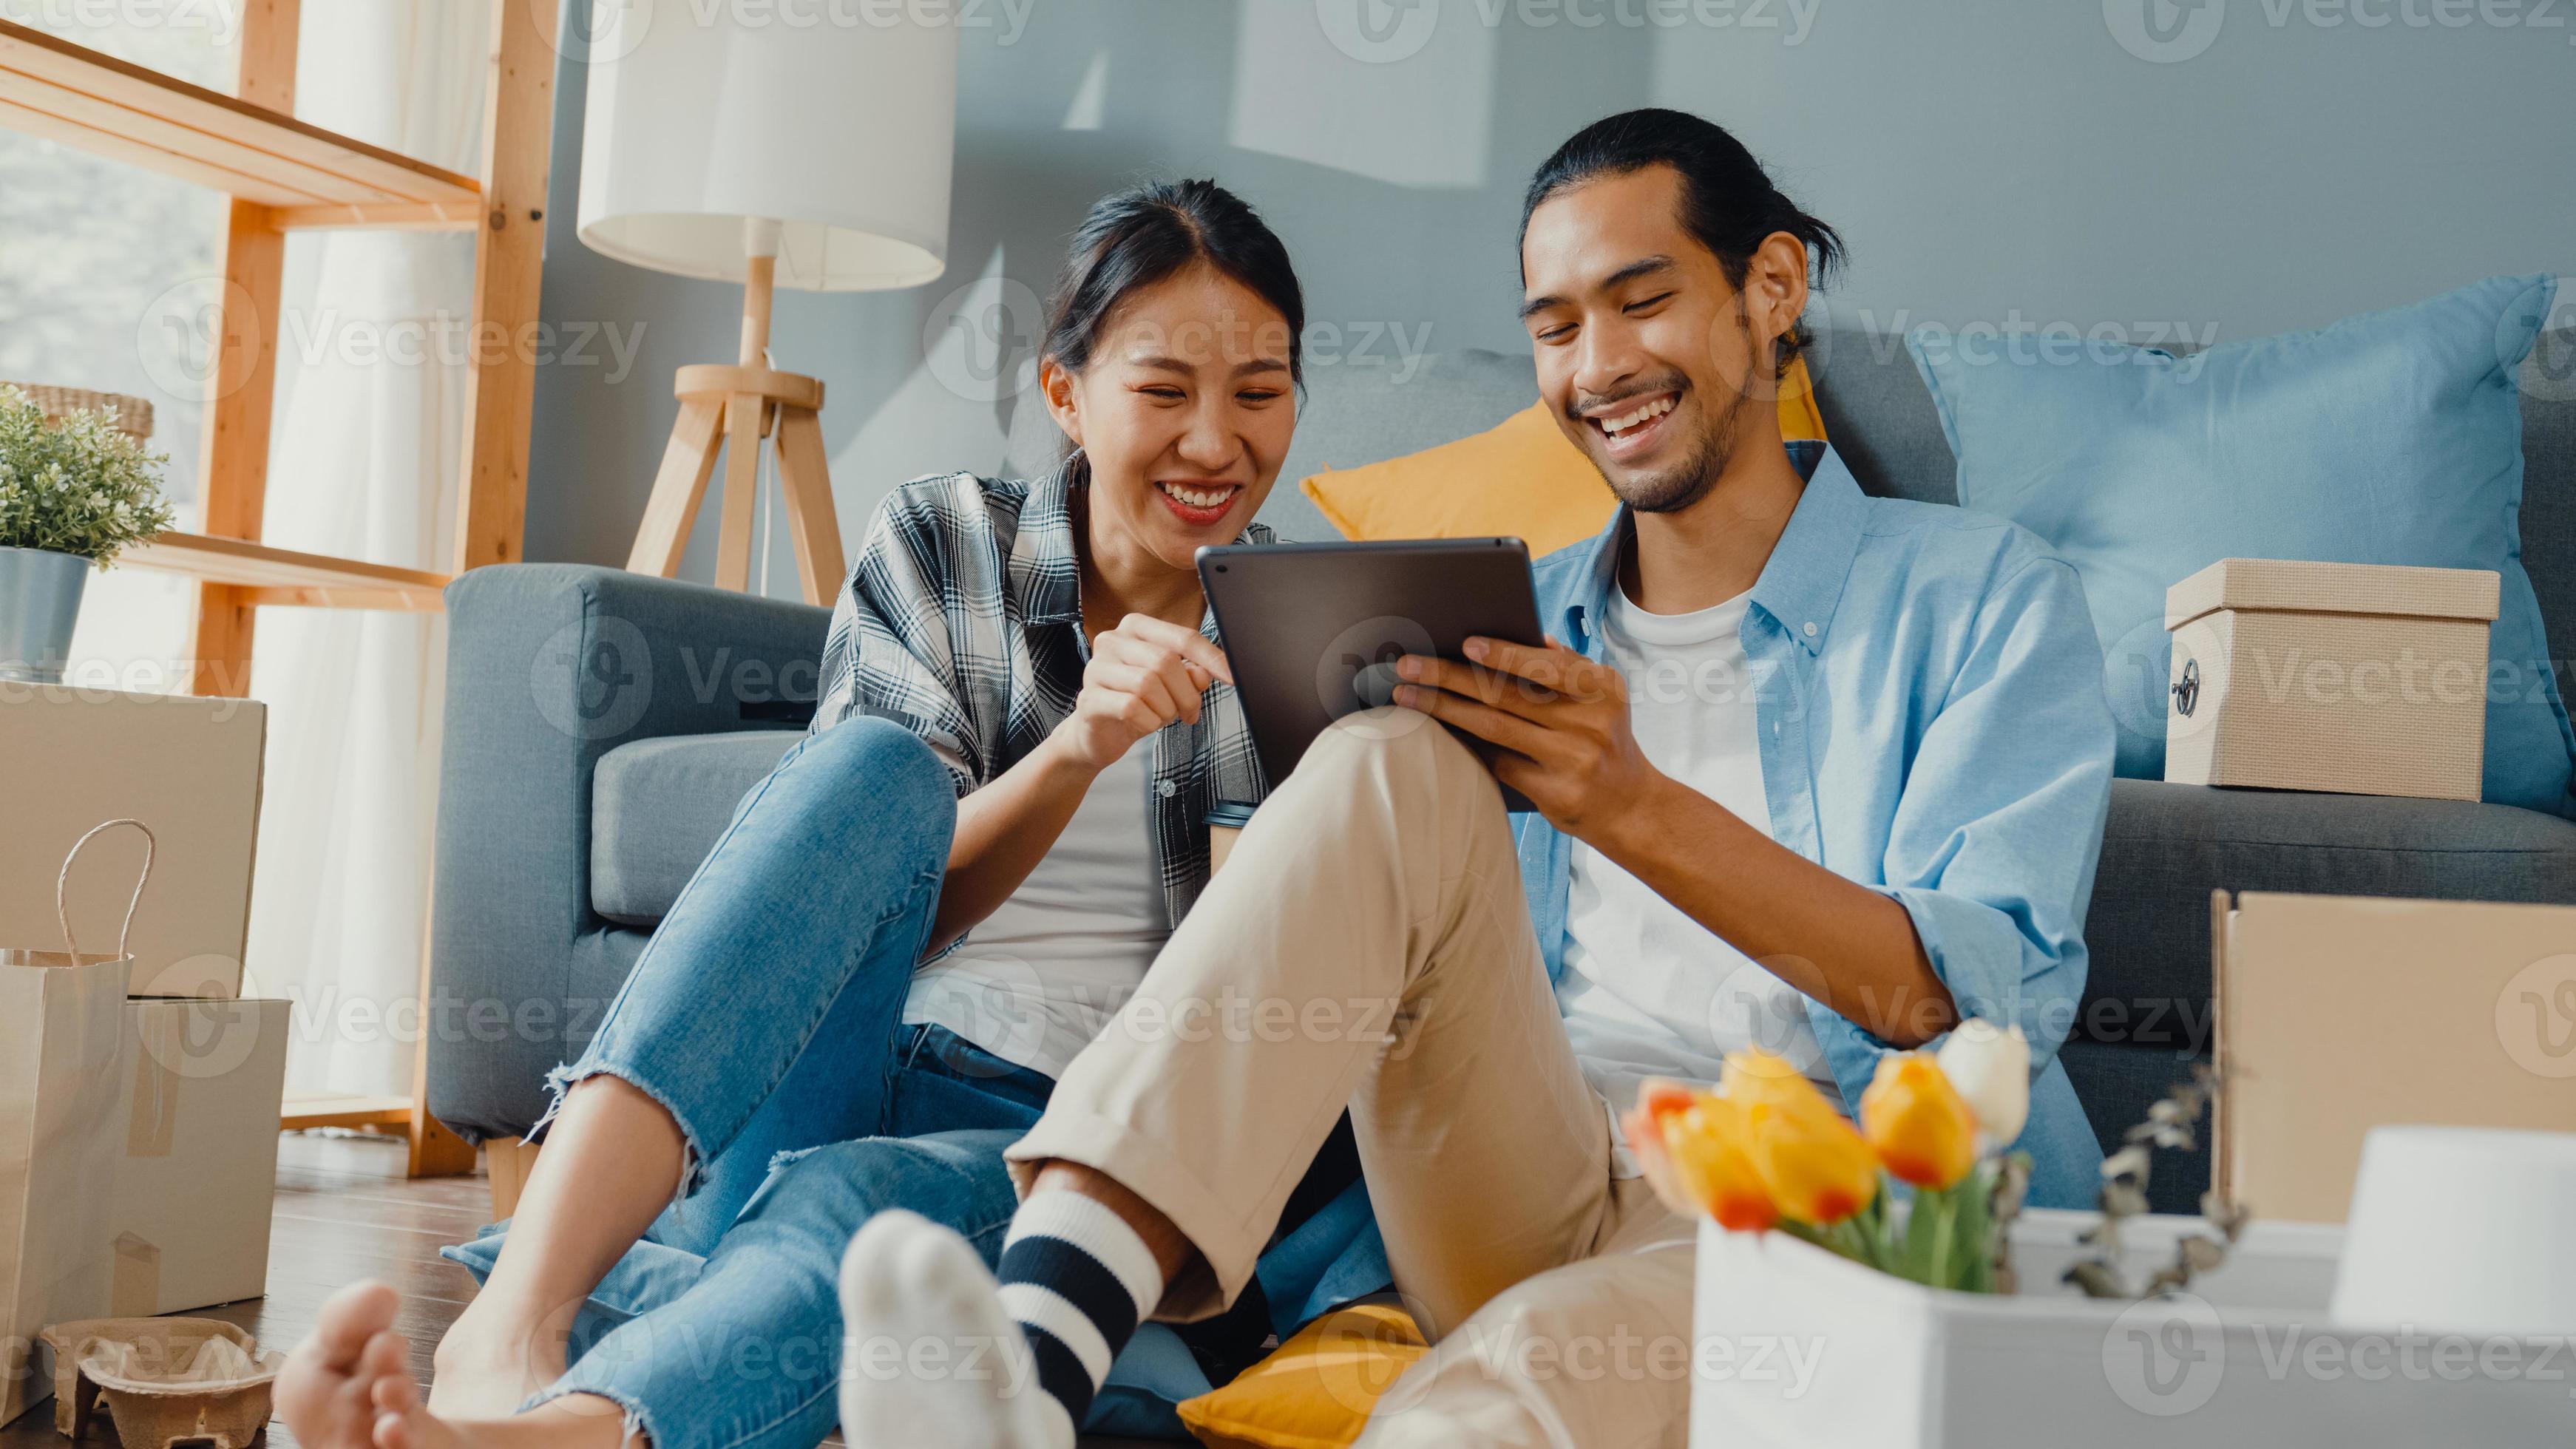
[2163,558,2498,802]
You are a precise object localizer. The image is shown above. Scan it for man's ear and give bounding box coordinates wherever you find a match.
[1743,231,1813,376]
[1040,356,1082,449]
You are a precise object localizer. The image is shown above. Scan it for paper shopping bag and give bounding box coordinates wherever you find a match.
[0,821,149,1426]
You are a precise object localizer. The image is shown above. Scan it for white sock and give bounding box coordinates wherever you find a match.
[837,1210,1073,1449]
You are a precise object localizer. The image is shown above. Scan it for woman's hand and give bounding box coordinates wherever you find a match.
[1051,613,1235,770]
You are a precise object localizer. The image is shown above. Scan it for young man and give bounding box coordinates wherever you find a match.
[288,109,2113,1449]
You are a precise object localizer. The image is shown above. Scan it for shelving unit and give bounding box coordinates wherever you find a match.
[0,0,557,1176]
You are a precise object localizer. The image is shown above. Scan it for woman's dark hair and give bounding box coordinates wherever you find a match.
[1519,108,1843,377]
[1043,178,1306,391]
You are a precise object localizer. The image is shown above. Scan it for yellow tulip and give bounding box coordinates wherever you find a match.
[1721,1049,1831,1113]
[1660,1094,1778,1232]
[1859,1052,1979,1190]
[1720,1053,1879,1225]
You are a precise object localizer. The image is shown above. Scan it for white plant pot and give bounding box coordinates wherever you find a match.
[1690,1209,2574,1448]
[0,546,91,684]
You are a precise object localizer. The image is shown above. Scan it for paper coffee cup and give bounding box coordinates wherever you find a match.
[1206,801,1256,876]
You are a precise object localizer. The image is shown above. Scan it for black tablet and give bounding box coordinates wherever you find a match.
[1196,537,1546,810]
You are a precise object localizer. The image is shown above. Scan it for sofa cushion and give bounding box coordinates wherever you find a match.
[2081,778,2576,1050]
[1910,276,2574,813]
[591,730,801,926]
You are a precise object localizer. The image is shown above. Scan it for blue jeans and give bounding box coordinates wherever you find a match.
[446,720,1053,1449]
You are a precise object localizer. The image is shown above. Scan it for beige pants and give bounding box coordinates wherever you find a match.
[1005,709,1698,1449]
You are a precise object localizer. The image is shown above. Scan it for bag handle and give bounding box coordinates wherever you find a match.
[58,818,156,962]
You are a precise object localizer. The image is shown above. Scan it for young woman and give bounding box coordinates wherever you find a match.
[278,180,1378,1449]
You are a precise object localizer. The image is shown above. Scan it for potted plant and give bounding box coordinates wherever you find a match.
[0,384,174,683]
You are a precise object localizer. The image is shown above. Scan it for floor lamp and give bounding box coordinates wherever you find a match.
[576,8,959,604]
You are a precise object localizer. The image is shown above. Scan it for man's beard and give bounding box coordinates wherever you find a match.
[1609,377,1755,515]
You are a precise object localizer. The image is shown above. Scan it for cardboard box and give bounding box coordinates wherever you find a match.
[2163,558,2496,801]
[107,997,291,1315]
[2212,891,2576,1224]
[0,685,266,997]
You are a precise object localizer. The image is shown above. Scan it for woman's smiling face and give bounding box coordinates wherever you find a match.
[1042,262,1298,572]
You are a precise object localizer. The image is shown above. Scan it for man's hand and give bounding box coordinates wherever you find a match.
[1053,614,1233,771]
[1392,637,1662,838]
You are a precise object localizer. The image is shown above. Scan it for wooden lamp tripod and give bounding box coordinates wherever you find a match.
[624,222,845,605]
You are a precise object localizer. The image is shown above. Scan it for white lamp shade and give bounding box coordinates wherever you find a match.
[576,0,957,291]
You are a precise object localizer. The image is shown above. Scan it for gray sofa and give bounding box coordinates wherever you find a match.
[431,327,2576,1215]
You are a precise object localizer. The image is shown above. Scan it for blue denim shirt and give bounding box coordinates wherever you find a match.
[1514,445,2118,1210]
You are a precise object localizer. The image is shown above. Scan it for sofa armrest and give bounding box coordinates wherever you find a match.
[427,563,831,1142]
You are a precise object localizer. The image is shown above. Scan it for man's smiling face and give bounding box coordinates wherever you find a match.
[1518,164,1779,514]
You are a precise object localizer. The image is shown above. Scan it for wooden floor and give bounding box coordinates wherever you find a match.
[5,1133,485,1449]
[7,1133,1156,1449]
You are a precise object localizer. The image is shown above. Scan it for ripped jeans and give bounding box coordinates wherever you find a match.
[445,719,1043,1449]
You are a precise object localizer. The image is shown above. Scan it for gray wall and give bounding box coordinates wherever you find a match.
[520,0,2576,584]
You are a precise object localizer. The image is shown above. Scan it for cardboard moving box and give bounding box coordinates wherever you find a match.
[0,686,265,998]
[2213,891,2576,1224]
[109,997,291,1315]
[2164,558,2497,801]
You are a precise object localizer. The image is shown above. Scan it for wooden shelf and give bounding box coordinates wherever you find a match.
[0,18,481,214]
[281,1090,414,1132]
[124,531,450,611]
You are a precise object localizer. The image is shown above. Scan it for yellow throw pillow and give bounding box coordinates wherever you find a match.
[1174,1303,1428,1449]
[1299,355,1828,557]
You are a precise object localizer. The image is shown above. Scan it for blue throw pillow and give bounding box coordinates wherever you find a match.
[1908,275,2574,818]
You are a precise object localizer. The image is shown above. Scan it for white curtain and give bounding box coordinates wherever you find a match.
[243,1,487,1099]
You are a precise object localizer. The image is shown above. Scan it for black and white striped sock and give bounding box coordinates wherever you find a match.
[995,1192,1168,1433]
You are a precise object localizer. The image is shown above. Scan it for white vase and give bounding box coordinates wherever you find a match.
[0,545,92,684]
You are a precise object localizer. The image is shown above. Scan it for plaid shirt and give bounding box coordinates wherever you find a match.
[813,455,1274,930]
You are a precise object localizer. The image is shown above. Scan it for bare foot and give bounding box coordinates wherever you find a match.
[425,1293,574,1418]
[277,1280,455,1449]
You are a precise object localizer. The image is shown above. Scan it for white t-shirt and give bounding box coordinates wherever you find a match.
[1554,584,1841,1172]
[904,740,1167,1079]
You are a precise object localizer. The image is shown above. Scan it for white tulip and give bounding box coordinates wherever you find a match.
[1937,1019,2031,1148]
